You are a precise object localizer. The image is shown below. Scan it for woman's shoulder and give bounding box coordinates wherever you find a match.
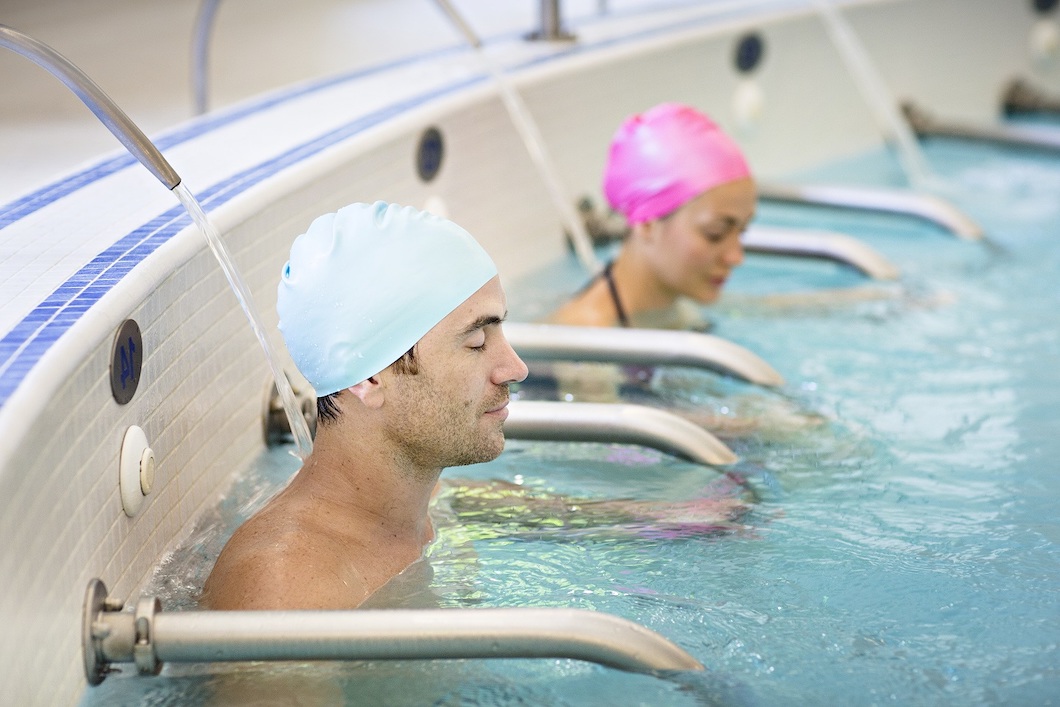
[549,281,618,328]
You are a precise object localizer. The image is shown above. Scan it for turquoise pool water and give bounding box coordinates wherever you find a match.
[83,138,1060,705]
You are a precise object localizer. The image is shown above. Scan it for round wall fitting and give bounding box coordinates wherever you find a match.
[1033,0,1058,16]
[416,127,445,182]
[110,319,143,405]
[734,33,765,74]
[263,374,317,446]
[1031,19,1060,61]
[120,425,154,517]
[733,80,765,132]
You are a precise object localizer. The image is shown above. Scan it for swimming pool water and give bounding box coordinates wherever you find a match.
[84,139,1060,705]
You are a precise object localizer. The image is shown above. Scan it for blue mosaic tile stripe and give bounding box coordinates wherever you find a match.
[0,77,483,409]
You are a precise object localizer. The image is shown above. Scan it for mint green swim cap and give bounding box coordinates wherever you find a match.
[277,201,497,396]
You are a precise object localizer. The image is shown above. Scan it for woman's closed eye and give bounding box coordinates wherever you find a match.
[701,226,735,243]
[702,218,751,243]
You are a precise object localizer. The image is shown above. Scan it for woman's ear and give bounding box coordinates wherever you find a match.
[346,376,384,409]
[632,219,663,248]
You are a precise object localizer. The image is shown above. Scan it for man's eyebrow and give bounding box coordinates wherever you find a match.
[458,312,507,338]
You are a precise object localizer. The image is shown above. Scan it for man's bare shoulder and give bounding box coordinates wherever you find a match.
[200,509,369,610]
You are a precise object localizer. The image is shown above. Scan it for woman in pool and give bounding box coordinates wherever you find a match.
[544,103,819,437]
[552,102,755,330]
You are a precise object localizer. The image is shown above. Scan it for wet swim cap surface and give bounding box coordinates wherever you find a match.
[277,201,497,395]
[603,103,752,224]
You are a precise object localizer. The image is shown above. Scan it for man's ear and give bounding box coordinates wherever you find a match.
[346,376,384,409]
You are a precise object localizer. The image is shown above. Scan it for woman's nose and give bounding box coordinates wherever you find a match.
[725,236,745,267]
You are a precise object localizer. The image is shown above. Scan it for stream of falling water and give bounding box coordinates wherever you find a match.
[174,183,314,459]
[431,0,602,275]
[811,0,938,191]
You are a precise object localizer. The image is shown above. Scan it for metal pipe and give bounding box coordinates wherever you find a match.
[573,202,899,279]
[504,322,783,388]
[540,0,563,38]
[505,400,738,466]
[83,580,703,685]
[0,24,181,190]
[742,225,900,280]
[528,0,576,41]
[757,181,983,241]
[191,0,223,115]
[903,101,1060,153]
[1002,78,1060,116]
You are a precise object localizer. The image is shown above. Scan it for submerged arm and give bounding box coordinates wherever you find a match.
[439,475,751,538]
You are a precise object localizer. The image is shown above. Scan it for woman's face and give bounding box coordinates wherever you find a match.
[644,177,755,304]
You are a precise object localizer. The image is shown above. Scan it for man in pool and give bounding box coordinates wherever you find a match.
[201,201,530,610]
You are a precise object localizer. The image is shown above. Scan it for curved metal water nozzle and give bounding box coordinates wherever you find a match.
[1,24,315,460]
[757,181,984,241]
[0,24,181,190]
[902,101,1060,154]
[742,225,900,280]
[505,322,784,388]
[192,0,224,115]
[83,579,704,685]
[505,400,738,467]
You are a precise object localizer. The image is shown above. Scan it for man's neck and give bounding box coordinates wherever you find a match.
[290,422,440,547]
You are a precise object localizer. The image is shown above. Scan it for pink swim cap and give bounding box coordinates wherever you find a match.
[603,103,752,224]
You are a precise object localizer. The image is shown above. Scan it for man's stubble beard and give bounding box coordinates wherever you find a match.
[388,379,510,476]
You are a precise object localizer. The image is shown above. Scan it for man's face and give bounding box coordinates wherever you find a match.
[381,276,528,473]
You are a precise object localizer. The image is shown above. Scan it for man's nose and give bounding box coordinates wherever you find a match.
[496,330,529,384]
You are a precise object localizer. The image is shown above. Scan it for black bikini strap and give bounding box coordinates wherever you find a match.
[602,260,631,328]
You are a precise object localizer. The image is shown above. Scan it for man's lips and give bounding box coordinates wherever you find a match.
[484,398,510,418]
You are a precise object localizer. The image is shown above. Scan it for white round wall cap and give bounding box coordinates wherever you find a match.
[733,80,765,134]
[120,426,153,517]
[1031,19,1059,62]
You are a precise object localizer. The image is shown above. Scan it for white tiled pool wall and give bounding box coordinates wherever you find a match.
[0,1,1052,704]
